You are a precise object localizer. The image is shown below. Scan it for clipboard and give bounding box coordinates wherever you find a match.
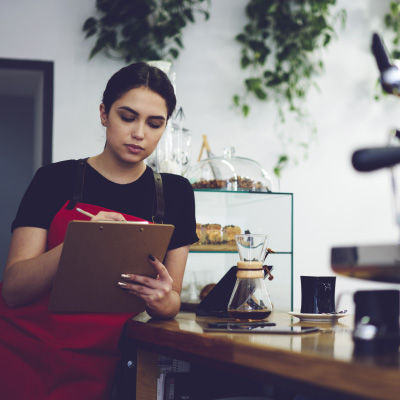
[49,221,174,313]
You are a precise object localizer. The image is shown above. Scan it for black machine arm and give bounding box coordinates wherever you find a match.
[352,146,400,172]
[371,32,400,96]
[352,34,400,173]
[372,32,391,72]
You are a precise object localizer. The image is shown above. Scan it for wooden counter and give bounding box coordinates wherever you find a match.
[122,312,400,400]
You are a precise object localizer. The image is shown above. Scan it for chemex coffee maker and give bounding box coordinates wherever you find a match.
[227,234,273,321]
[331,33,400,354]
[196,233,274,320]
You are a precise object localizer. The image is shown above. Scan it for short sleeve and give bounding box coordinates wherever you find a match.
[11,162,75,232]
[163,174,198,250]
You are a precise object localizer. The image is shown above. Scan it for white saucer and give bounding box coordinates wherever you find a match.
[288,311,350,322]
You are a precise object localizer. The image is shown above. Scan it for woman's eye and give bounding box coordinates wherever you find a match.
[121,115,135,122]
[148,122,163,129]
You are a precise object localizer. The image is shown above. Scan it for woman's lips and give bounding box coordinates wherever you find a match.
[125,144,144,154]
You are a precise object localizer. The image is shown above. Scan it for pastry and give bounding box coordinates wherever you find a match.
[200,224,222,244]
[192,179,227,189]
[222,225,241,244]
[191,177,267,191]
[193,223,201,245]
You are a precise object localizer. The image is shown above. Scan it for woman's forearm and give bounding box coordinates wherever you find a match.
[2,244,63,307]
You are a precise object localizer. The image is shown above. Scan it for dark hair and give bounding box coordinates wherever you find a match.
[102,62,176,119]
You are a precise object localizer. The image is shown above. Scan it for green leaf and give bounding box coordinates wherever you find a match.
[202,11,210,21]
[323,34,331,46]
[268,3,278,14]
[392,50,400,59]
[89,39,106,59]
[274,155,289,177]
[83,17,97,32]
[174,36,184,48]
[385,14,393,27]
[184,8,195,23]
[255,87,267,100]
[233,95,240,106]
[391,1,400,15]
[244,23,255,35]
[235,33,247,44]
[245,77,262,90]
[241,55,251,69]
[249,39,266,53]
[263,70,273,79]
[242,104,249,117]
[265,76,281,87]
[278,155,288,164]
[85,27,98,39]
[169,47,179,59]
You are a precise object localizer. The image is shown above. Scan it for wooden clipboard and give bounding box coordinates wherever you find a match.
[49,221,174,313]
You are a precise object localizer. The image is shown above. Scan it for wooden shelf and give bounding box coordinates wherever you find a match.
[190,243,237,252]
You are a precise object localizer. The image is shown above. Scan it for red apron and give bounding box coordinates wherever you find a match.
[0,201,149,400]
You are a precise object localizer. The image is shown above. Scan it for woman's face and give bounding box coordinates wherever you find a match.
[100,86,168,165]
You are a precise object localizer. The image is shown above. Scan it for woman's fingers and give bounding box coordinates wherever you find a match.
[119,270,172,291]
[118,255,173,305]
[119,281,166,298]
[147,255,171,280]
[118,279,171,306]
[91,211,126,222]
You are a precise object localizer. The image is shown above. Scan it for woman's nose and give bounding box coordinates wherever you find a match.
[132,122,145,140]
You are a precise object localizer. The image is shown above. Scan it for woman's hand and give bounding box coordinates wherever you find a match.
[90,211,126,222]
[119,245,190,319]
[118,254,179,319]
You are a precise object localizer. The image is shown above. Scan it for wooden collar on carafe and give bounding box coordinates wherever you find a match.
[237,261,263,278]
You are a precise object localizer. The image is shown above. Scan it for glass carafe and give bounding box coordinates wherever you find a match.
[227,234,273,321]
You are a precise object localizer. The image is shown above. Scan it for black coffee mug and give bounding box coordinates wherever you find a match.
[300,276,336,314]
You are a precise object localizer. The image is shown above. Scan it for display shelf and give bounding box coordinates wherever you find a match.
[190,244,237,252]
[183,190,293,312]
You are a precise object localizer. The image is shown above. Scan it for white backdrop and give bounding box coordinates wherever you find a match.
[1,0,400,311]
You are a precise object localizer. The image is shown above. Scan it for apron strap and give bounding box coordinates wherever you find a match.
[66,158,165,223]
[152,171,164,224]
[66,158,88,210]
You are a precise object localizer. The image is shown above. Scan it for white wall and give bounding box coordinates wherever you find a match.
[1,0,400,311]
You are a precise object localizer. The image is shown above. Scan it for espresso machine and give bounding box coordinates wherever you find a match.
[331,33,400,283]
[331,33,400,353]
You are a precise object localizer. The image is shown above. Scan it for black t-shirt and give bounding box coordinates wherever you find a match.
[12,160,198,250]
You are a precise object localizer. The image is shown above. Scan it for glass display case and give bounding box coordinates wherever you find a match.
[183,189,293,312]
[186,147,273,192]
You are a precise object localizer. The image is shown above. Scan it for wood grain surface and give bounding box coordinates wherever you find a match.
[126,312,400,400]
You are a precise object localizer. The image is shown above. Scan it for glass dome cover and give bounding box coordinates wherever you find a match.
[185,147,273,192]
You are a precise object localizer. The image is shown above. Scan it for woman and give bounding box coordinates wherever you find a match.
[0,62,198,399]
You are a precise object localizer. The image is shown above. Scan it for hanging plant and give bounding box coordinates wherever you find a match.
[233,0,346,177]
[374,1,400,100]
[383,1,400,59]
[82,0,210,63]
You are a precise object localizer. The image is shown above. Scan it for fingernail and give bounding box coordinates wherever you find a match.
[121,274,130,279]
[148,254,155,261]
[118,281,127,287]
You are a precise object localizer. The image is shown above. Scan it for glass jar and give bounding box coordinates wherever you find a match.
[227,233,273,321]
[227,261,273,321]
[185,147,273,192]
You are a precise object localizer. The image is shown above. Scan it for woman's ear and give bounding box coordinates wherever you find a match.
[99,104,108,127]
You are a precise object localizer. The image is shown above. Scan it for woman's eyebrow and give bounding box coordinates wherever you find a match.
[118,106,138,115]
[118,106,166,120]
